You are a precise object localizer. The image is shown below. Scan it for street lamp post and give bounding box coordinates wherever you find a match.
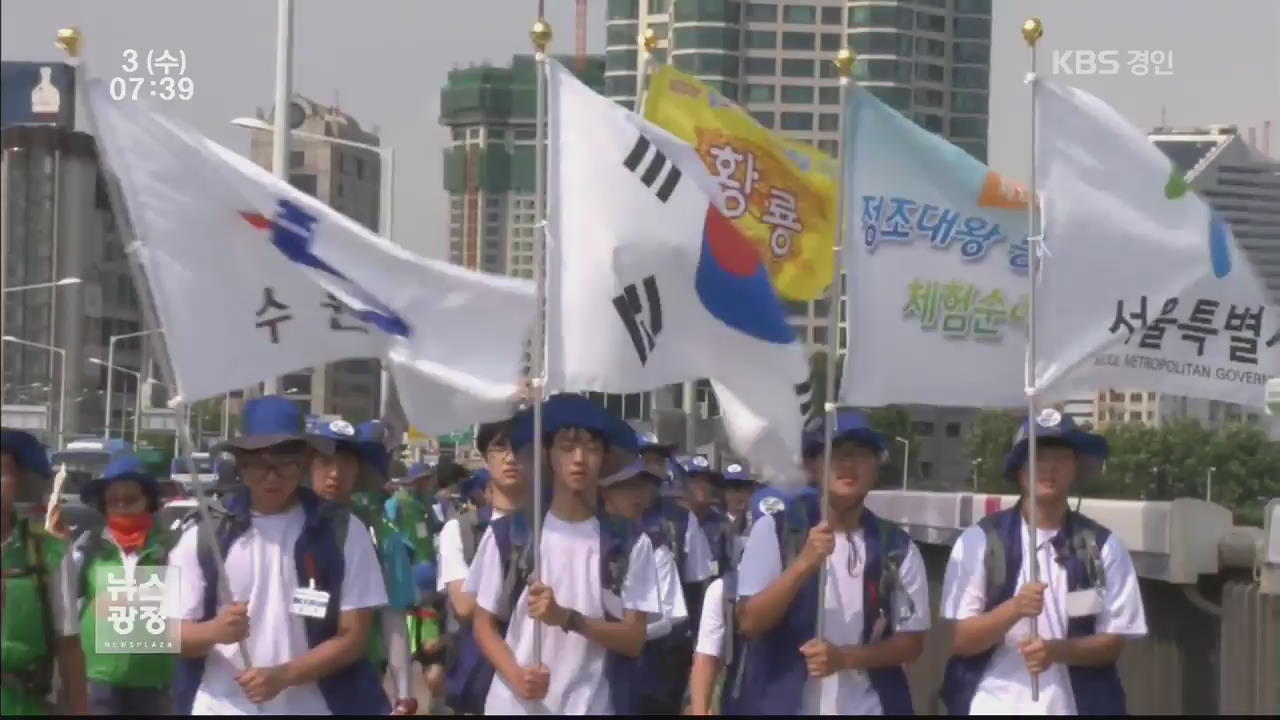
[2,277,81,294]
[894,436,910,490]
[2,336,67,449]
[91,359,142,443]
[103,329,163,440]
[230,117,396,418]
[1206,466,1216,503]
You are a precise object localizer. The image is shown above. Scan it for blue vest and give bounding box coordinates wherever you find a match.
[172,487,389,715]
[488,508,644,714]
[939,505,1127,716]
[443,506,497,715]
[722,487,915,715]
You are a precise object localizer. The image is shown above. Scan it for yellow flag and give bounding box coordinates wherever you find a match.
[644,64,838,301]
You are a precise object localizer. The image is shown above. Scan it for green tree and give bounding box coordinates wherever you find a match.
[862,405,919,489]
[965,410,1021,493]
[805,349,846,420]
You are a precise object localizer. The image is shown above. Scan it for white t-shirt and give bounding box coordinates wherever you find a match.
[165,503,388,715]
[646,544,688,640]
[438,509,508,633]
[738,514,931,716]
[681,510,715,582]
[941,522,1148,715]
[465,513,661,715]
[694,576,727,658]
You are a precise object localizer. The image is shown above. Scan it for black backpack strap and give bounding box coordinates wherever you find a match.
[74,528,105,602]
[458,507,479,567]
[980,516,1006,606]
[23,521,58,697]
[874,517,916,628]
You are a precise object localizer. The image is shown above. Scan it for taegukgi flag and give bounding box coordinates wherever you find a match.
[88,80,536,432]
[546,59,811,484]
[841,84,1031,409]
[1033,77,1279,407]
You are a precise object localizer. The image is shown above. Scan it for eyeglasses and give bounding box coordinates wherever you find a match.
[485,441,514,459]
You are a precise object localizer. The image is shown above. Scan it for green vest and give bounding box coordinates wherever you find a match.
[77,531,176,688]
[1,519,65,715]
[346,492,390,668]
[385,488,434,563]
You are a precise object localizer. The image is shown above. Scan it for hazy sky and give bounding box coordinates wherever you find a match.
[3,0,1277,262]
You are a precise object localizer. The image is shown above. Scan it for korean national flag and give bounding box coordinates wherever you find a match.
[546,59,810,485]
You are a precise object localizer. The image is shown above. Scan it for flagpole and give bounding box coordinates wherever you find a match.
[666,2,698,454]
[530,15,552,667]
[814,47,856,642]
[56,27,257,674]
[635,28,657,113]
[1022,16,1045,702]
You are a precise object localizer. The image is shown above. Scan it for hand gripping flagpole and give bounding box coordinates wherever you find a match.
[530,15,552,667]
[56,27,256,674]
[815,47,856,642]
[1021,16,1045,702]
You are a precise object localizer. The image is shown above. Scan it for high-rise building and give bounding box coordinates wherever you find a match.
[243,95,385,423]
[1065,125,1280,439]
[2,61,143,445]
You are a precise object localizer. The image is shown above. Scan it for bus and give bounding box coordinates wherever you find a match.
[46,438,132,537]
[170,451,237,495]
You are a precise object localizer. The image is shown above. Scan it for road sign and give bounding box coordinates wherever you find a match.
[439,430,474,447]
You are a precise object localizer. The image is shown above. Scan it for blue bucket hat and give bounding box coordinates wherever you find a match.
[801,410,886,459]
[80,453,161,512]
[413,561,438,594]
[511,393,639,478]
[355,420,392,481]
[1003,409,1108,483]
[217,396,334,455]
[601,458,664,489]
[395,461,435,487]
[1,427,51,481]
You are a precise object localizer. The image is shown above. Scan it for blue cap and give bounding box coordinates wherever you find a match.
[80,453,160,510]
[413,561,438,593]
[719,461,755,486]
[355,420,392,480]
[801,410,885,459]
[601,458,664,488]
[1,428,51,480]
[307,416,360,449]
[511,393,638,478]
[462,468,491,497]
[1003,409,1108,481]
[217,396,333,454]
[636,430,677,456]
[677,454,718,478]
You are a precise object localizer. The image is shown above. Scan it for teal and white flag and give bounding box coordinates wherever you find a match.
[841,86,1031,408]
[1034,78,1278,407]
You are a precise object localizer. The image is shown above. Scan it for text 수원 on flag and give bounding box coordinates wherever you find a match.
[545,59,811,483]
[840,84,1031,409]
[88,80,536,432]
[1033,78,1279,408]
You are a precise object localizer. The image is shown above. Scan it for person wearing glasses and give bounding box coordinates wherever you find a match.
[727,410,929,715]
[165,396,389,715]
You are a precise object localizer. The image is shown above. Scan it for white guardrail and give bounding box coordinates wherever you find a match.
[863,490,1278,589]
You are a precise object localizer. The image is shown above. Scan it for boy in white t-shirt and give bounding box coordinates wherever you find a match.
[166,396,389,716]
[730,410,931,716]
[939,411,1147,716]
[435,418,526,714]
[465,393,661,715]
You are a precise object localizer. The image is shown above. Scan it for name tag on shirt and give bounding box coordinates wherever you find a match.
[416,522,429,539]
[1065,588,1103,618]
[290,582,331,620]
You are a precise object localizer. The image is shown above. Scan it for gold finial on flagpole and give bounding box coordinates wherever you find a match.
[1021,18,1044,46]
[55,27,82,58]
[642,27,659,53]
[833,47,856,79]
[531,18,553,54]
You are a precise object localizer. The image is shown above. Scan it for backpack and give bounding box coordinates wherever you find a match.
[172,487,389,716]
[75,526,176,603]
[721,486,915,716]
[457,505,493,568]
[940,504,1125,716]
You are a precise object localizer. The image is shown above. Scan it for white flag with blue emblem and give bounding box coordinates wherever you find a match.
[87,80,535,432]
[1034,78,1279,407]
[545,59,809,485]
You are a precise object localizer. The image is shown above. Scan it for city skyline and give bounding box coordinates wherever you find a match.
[2,0,1276,263]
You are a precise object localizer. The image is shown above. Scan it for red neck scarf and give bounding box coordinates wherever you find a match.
[107,513,154,553]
